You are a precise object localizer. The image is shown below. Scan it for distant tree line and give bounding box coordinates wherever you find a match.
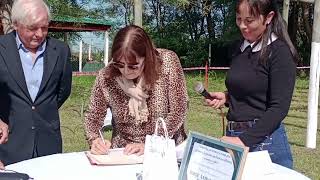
[0,0,315,67]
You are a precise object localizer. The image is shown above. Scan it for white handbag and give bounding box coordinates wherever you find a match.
[142,117,179,180]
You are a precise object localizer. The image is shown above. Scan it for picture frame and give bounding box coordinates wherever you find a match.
[179,132,249,180]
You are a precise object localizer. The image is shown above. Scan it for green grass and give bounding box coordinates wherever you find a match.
[60,72,320,179]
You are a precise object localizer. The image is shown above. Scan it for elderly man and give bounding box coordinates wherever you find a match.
[0,0,72,166]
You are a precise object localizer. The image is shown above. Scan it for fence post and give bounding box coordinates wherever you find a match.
[104,31,109,66]
[79,40,83,72]
[282,0,290,25]
[88,40,92,61]
[134,0,143,27]
[306,0,320,149]
[205,61,209,89]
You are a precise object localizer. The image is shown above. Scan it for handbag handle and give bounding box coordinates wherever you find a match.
[154,117,169,139]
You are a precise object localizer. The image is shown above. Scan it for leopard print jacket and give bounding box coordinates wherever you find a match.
[84,49,188,148]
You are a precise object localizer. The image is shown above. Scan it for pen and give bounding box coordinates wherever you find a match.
[99,128,106,145]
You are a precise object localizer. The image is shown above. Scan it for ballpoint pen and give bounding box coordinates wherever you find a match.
[99,128,106,145]
[99,127,110,154]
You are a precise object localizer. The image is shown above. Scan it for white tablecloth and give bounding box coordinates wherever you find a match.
[5,152,310,180]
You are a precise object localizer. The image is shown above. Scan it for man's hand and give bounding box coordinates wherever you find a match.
[0,160,4,170]
[0,120,8,144]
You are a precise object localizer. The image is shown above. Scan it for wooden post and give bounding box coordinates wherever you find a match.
[205,61,209,90]
[208,44,212,66]
[79,40,83,72]
[104,31,109,66]
[88,41,92,61]
[63,32,68,44]
[306,0,320,149]
[134,0,143,27]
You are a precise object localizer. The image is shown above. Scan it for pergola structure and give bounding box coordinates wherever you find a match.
[49,16,113,72]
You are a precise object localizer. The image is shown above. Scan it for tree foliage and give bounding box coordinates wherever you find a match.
[0,0,13,34]
[0,0,315,66]
[143,0,238,67]
[287,1,314,66]
[142,0,314,67]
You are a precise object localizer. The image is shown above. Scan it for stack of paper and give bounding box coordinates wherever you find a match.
[86,148,144,165]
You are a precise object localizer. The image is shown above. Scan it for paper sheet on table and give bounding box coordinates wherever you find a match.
[86,148,144,166]
[241,150,276,179]
[176,140,187,160]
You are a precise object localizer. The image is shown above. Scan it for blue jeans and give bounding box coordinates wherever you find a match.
[227,123,293,169]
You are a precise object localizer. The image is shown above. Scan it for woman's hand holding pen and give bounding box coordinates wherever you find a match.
[90,138,111,155]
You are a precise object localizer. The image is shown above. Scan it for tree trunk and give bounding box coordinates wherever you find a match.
[206,13,214,39]
[288,2,298,46]
[0,5,13,34]
[302,2,312,42]
[204,0,214,39]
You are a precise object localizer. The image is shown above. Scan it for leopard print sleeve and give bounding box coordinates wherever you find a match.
[84,69,110,145]
[161,49,188,140]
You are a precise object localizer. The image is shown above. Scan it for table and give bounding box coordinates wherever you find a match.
[5,152,310,180]
[6,152,142,180]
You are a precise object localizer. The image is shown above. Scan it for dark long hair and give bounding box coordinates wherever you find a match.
[106,25,162,86]
[236,0,298,63]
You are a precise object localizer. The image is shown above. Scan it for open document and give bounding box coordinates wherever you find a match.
[86,148,144,165]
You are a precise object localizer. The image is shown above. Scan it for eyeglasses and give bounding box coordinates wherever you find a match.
[111,61,144,71]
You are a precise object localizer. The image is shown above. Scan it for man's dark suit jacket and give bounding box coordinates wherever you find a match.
[0,31,72,165]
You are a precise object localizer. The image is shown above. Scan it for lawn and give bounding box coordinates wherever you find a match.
[59,71,320,179]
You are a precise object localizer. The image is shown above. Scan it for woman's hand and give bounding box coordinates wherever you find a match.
[205,92,227,109]
[0,120,9,144]
[124,143,145,156]
[221,136,245,147]
[90,138,111,155]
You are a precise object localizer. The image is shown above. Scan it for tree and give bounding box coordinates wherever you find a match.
[287,1,314,66]
[0,0,91,35]
[0,0,13,34]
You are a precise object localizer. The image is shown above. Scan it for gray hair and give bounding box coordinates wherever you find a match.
[11,0,51,26]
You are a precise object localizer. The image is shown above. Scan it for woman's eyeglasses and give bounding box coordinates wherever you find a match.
[111,61,144,71]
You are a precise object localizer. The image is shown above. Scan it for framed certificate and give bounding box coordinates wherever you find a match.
[179,132,249,180]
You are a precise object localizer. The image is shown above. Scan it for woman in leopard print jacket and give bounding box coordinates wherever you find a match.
[85,25,188,156]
